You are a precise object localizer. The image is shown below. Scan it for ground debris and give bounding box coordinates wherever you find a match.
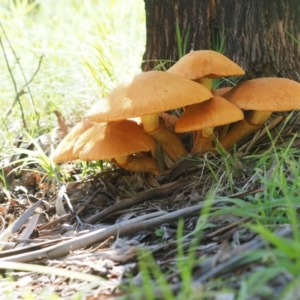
[0,118,299,298]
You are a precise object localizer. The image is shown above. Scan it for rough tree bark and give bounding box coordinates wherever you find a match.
[142,0,300,82]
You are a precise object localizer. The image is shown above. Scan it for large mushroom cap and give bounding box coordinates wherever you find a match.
[224,77,300,111]
[52,118,94,163]
[77,120,156,161]
[167,50,245,80]
[175,96,244,132]
[86,71,212,122]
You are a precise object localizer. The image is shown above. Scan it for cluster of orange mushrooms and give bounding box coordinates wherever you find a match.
[52,50,300,175]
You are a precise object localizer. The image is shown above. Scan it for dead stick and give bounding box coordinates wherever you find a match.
[206,216,251,238]
[0,20,44,121]
[0,36,26,128]
[0,204,204,262]
[84,178,195,224]
[4,55,44,118]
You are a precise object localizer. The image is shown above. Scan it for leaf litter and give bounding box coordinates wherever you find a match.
[0,112,299,299]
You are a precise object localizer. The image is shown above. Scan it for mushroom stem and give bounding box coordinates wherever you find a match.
[147,118,188,162]
[197,78,213,91]
[220,110,272,150]
[151,143,165,174]
[217,124,230,140]
[141,114,160,132]
[247,110,272,125]
[115,155,159,175]
[191,127,214,155]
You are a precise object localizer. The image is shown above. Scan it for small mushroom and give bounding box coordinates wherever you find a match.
[167,50,245,90]
[86,71,212,162]
[212,87,234,138]
[52,118,94,163]
[220,77,300,150]
[74,119,159,175]
[175,96,244,154]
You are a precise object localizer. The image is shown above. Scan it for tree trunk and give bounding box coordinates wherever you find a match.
[142,0,212,71]
[142,0,300,82]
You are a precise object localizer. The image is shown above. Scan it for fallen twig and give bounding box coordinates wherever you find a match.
[0,36,26,128]
[0,203,209,263]
[205,216,251,239]
[0,20,42,120]
[84,178,195,224]
[135,225,295,299]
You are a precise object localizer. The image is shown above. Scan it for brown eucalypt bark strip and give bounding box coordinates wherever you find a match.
[145,117,188,162]
[220,110,272,150]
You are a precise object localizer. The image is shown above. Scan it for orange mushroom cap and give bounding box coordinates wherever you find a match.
[175,96,244,132]
[224,77,300,111]
[52,118,94,163]
[167,50,245,80]
[86,71,212,123]
[76,120,156,161]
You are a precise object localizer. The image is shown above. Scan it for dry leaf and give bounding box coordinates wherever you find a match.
[53,110,68,137]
